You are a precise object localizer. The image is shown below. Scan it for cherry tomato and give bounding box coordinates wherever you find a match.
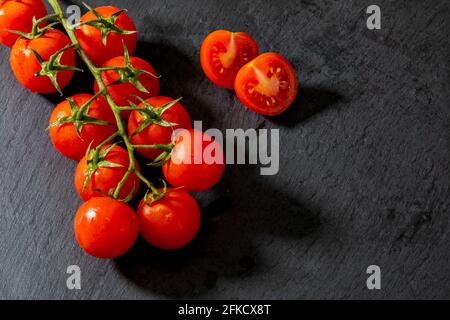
[200,30,259,89]
[138,189,201,250]
[94,55,160,118]
[0,0,47,48]
[74,197,139,259]
[162,129,225,192]
[234,52,298,116]
[74,145,140,201]
[49,93,117,161]
[75,6,137,66]
[128,96,192,160]
[10,28,76,94]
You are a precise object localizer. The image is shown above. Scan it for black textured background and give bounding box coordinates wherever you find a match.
[0,0,449,299]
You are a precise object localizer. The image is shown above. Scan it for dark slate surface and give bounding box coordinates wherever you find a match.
[0,0,449,299]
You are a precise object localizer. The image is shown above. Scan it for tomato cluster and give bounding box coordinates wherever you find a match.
[1,1,225,259]
[201,30,298,116]
[2,1,298,260]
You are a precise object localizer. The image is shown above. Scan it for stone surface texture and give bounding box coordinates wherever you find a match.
[0,0,449,299]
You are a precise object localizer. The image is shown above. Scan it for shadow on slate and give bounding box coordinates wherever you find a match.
[269,86,344,127]
[111,37,324,299]
[114,163,322,298]
[115,136,322,298]
[61,0,80,5]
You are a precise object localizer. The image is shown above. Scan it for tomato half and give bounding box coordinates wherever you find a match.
[74,145,140,201]
[137,189,201,250]
[200,30,259,89]
[234,52,298,116]
[0,0,47,48]
[49,93,117,161]
[74,197,139,259]
[75,6,137,66]
[10,28,76,94]
[128,96,192,160]
[94,55,160,118]
[162,129,225,192]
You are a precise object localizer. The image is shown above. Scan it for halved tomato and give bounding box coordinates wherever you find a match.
[200,30,259,89]
[234,52,298,116]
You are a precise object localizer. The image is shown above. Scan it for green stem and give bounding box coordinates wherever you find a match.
[133,144,174,152]
[135,170,159,194]
[47,0,159,200]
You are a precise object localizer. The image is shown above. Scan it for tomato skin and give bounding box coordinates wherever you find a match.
[200,30,259,89]
[10,28,76,94]
[75,6,137,66]
[94,56,160,118]
[138,189,201,250]
[0,0,48,48]
[234,52,298,116]
[49,93,117,161]
[74,145,140,201]
[128,96,192,160]
[74,197,139,259]
[162,129,225,192]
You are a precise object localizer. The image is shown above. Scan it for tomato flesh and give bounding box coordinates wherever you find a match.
[200,30,259,89]
[234,52,298,116]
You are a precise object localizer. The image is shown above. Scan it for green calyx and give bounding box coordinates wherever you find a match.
[143,180,168,204]
[31,44,83,95]
[130,96,181,138]
[146,144,174,167]
[79,2,137,46]
[98,43,159,94]
[6,14,60,40]
[82,142,124,192]
[47,92,112,135]
[128,96,181,167]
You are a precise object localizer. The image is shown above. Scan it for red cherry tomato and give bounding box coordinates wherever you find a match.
[75,6,137,66]
[74,197,139,259]
[162,129,225,192]
[234,52,298,116]
[10,28,76,94]
[128,96,192,160]
[200,30,259,89]
[137,189,201,250]
[48,93,117,161]
[94,55,160,118]
[74,145,140,201]
[0,0,47,48]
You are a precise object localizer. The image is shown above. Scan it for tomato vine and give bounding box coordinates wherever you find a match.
[47,0,163,200]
